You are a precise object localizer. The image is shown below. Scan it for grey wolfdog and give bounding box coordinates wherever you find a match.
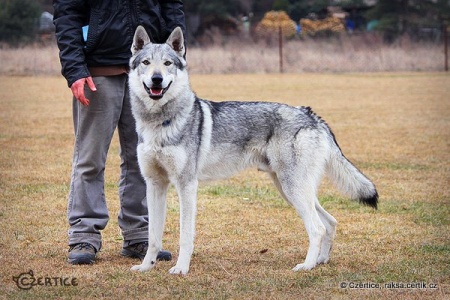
[128,26,378,275]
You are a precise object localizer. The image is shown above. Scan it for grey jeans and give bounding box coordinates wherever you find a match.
[68,74,148,251]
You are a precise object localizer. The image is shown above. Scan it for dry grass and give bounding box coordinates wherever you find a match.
[188,37,445,73]
[0,36,446,75]
[0,73,449,299]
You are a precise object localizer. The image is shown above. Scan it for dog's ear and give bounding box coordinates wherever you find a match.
[166,27,185,58]
[132,26,151,55]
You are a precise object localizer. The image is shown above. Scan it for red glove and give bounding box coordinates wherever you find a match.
[70,77,97,106]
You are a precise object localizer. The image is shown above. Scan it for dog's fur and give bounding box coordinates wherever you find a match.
[128,26,378,275]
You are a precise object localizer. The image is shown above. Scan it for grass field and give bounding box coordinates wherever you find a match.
[0,73,449,299]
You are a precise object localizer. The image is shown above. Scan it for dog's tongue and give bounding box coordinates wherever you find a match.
[150,88,163,95]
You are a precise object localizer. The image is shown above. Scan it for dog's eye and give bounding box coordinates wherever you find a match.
[164,61,172,66]
[142,60,150,66]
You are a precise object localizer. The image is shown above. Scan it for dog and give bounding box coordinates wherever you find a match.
[128,26,378,275]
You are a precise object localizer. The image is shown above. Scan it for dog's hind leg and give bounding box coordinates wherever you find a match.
[269,172,293,206]
[274,171,326,271]
[271,171,337,257]
[314,200,337,265]
[169,179,199,275]
[131,177,169,272]
[271,172,334,265]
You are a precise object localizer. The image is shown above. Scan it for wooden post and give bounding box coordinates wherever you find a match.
[279,25,283,73]
[445,24,448,72]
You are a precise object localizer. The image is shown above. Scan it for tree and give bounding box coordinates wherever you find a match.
[285,0,329,21]
[0,0,41,45]
[366,0,450,42]
[185,0,245,38]
[273,0,290,12]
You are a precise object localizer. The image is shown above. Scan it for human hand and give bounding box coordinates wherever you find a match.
[70,77,97,106]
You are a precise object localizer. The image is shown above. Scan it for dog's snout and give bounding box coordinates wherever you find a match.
[151,74,163,85]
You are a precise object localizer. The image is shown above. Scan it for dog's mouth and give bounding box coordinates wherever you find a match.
[143,82,172,100]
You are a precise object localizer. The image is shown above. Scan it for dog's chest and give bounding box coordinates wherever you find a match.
[138,137,189,178]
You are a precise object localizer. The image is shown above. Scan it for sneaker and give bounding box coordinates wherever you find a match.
[120,241,172,261]
[68,243,96,265]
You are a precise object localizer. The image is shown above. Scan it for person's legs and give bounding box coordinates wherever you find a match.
[68,76,124,255]
[115,76,149,246]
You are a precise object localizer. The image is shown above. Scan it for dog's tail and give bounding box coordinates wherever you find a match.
[326,133,378,209]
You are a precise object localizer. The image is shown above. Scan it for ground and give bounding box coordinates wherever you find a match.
[0,73,449,299]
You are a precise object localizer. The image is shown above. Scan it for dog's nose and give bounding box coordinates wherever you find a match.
[151,74,163,85]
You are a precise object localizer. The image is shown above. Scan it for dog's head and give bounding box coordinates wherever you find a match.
[129,26,187,103]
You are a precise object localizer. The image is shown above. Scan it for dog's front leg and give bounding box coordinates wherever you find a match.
[131,177,169,272]
[169,179,198,275]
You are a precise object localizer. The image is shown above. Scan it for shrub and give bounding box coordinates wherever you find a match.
[0,0,41,46]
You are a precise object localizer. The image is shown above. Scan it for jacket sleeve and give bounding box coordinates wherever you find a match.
[159,0,186,39]
[53,0,90,87]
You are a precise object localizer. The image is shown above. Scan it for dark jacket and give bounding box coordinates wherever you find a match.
[53,0,185,87]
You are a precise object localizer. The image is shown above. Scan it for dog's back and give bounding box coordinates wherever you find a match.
[196,100,327,179]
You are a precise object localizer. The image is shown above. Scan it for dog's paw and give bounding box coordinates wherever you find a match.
[131,264,152,272]
[292,263,316,272]
[169,265,189,275]
[316,255,330,265]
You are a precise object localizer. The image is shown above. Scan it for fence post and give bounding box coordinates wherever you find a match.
[279,25,283,73]
[444,23,448,72]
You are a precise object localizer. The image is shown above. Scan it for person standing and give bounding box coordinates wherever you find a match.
[53,0,186,264]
